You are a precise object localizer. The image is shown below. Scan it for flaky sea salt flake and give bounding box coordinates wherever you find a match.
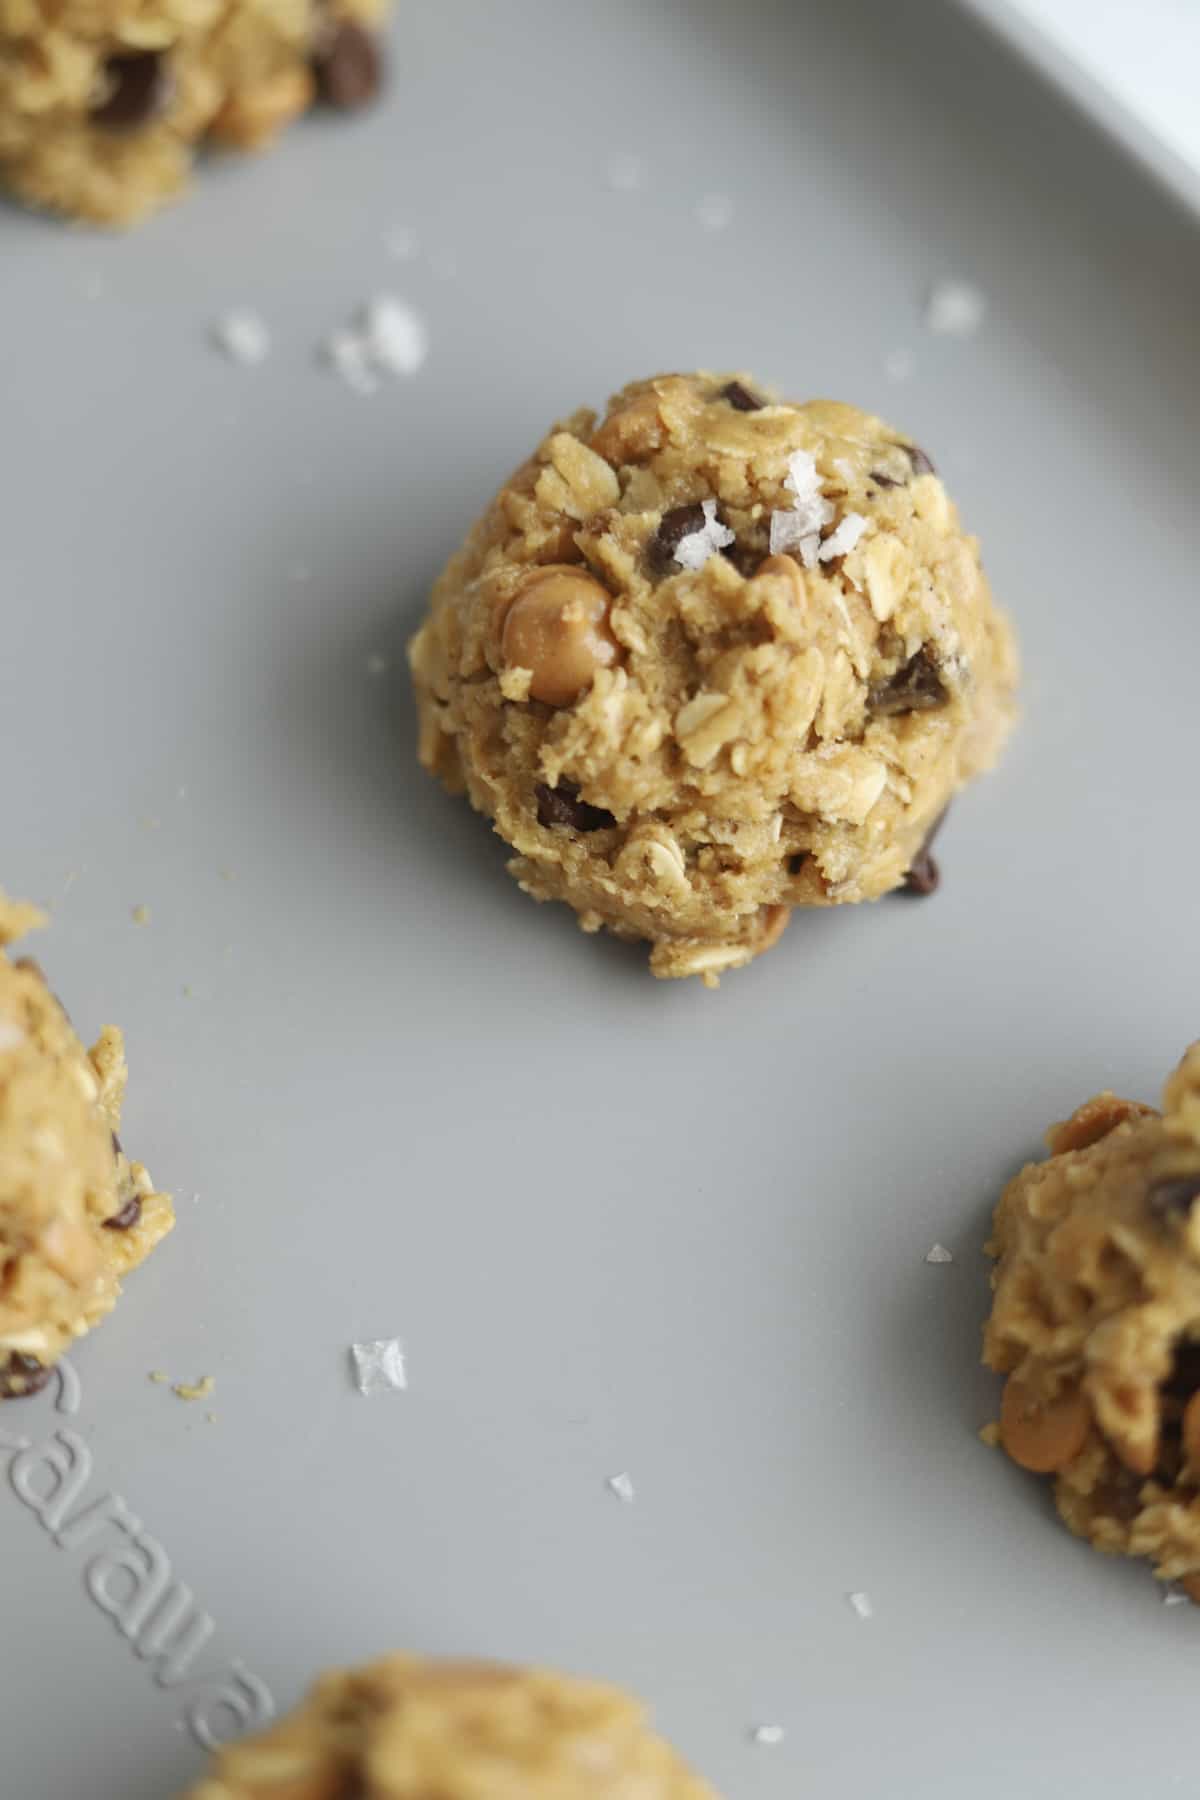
[751,1724,785,1746]
[819,513,867,561]
[607,1471,635,1503]
[925,1242,954,1264]
[363,297,428,377]
[926,279,986,338]
[351,1337,408,1396]
[212,309,271,366]
[674,498,735,571]
[322,327,378,395]
[847,1590,873,1619]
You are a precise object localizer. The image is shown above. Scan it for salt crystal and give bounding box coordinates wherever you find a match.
[752,1725,785,1746]
[212,309,271,366]
[607,152,645,191]
[847,1590,873,1619]
[674,498,735,571]
[322,297,429,393]
[884,348,914,383]
[607,1471,635,1503]
[925,1243,954,1264]
[363,297,428,376]
[768,512,820,568]
[350,1338,408,1396]
[819,512,867,560]
[925,279,986,338]
[695,191,734,232]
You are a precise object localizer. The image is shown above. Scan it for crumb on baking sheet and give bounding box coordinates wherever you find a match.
[925,1242,954,1264]
[172,1374,215,1402]
[131,904,151,926]
[350,1337,407,1395]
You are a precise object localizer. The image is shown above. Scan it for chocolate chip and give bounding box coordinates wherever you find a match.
[14,956,46,981]
[1149,1175,1200,1223]
[0,1353,50,1401]
[905,443,936,476]
[103,1193,142,1232]
[720,541,762,579]
[534,782,615,833]
[111,1130,123,1157]
[649,502,708,573]
[869,648,947,716]
[902,807,948,898]
[869,470,901,489]
[787,852,808,875]
[313,20,383,109]
[1163,1341,1200,1398]
[719,381,763,413]
[91,52,173,131]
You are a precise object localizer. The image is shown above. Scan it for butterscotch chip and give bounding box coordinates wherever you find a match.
[500,566,621,707]
[1000,1378,1090,1474]
[408,372,1018,981]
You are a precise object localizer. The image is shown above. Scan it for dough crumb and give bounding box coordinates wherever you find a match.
[148,1370,169,1384]
[131,904,151,926]
[350,1337,408,1395]
[607,1471,635,1503]
[925,279,986,338]
[925,1242,954,1264]
[172,1374,215,1402]
[212,308,271,366]
[847,1590,873,1619]
[751,1724,785,1746]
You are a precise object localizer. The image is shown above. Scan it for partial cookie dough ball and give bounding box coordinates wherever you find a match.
[0,896,172,1397]
[984,1045,1200,1595]
[0,0,388,226]
[183,1651,718,1799]
[409,372,1017,983]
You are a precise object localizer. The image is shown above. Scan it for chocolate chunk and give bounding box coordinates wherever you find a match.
[103,1193,142,1232]
[1163,1341,1200,1399]
[902,807,948,898]
[535,782,615,833]
[719,381,764,413]
[313,20,383,109]
[91,52,173,131]
[1149,1175,1200,1223]
[111,1130,123,1157]
[905,443,936,476]
[787,852,808,875]
[869,648,947,716]
[0,1353,50,1401]
[649,502,708,572]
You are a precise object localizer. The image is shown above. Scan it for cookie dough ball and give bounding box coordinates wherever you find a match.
[183,1651,718,1799]
[984,1045,1200,1595]
[409,372,1017,983]
[0,0,388,225]
[0,896,172,1397]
